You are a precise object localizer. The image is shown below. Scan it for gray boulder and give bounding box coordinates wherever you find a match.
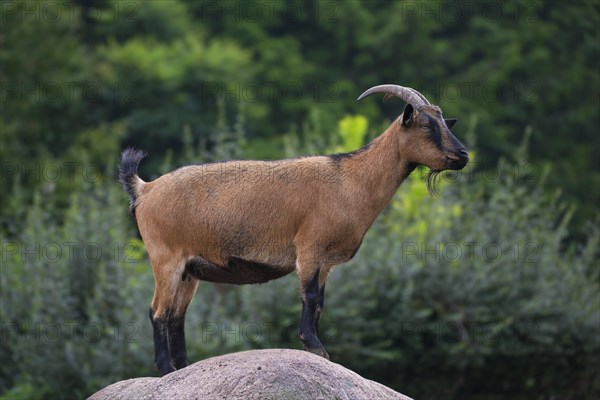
[89,349,412,400]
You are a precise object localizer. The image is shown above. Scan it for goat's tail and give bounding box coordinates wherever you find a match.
[119,148,146,217]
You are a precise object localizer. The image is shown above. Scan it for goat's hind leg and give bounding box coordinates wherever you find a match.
[167,276,198,369]
[297,265,329,360]
[315,283,326,333]
[149,258,197,375]
[149,304,173,375]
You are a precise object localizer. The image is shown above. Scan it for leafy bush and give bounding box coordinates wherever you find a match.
[1,115,598,399]
[0,180,154,398]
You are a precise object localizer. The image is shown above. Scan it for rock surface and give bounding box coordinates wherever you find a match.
[89,349,412,400]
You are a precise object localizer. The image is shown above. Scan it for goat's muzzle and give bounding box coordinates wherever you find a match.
[446,148,469,170]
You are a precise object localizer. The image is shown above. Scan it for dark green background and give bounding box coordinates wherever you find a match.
[1,1,598,399]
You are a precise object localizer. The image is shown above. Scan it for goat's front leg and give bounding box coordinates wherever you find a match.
[298,266,329,360]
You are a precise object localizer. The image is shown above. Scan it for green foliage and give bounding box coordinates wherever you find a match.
[95,0,192,42]
[1,114,598,399]
[0,382,49,400]
[1,1,599,398]
[333,115,369,152]
[2,0,598,226]
[0,180,154,397]
[0,0,89,160]
[95,30,254,169]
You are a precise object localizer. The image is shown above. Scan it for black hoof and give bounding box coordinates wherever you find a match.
[155,362,176,376]
[172,357,189,370]
[304,346,330,360]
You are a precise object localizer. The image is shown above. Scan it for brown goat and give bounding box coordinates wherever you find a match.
[119,84,469,375]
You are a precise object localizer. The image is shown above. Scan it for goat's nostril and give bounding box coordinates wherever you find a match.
[459,149,469,157]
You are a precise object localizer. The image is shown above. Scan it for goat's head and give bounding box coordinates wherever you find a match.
[358,84,469,193]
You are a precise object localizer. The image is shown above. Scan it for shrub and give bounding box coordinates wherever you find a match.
[1,119,597,399]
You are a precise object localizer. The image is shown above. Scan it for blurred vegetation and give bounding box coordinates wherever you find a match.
[0,0,598,399]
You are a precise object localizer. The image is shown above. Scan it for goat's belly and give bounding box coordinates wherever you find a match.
[184,256,295,285]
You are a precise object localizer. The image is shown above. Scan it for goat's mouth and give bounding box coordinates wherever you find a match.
[445,153,469,170]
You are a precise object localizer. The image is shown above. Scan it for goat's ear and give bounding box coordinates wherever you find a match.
[402,104,414,127]
[445,118,457,129]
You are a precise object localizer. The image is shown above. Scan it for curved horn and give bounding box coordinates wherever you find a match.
[357,84,429,107]
[407,87,430,105]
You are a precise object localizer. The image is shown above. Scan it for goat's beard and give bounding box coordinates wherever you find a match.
[426,169,442,196]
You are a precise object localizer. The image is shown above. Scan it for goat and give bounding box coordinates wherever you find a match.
[119,84,469,375]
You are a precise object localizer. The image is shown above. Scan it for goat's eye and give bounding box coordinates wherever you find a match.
[419,124,429,130]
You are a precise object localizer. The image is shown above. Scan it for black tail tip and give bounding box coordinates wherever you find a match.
[119,148,146,185]
[121,147,146,166]
[119,148,146,216]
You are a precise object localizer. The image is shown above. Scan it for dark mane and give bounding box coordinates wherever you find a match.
[328,143,372,163]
